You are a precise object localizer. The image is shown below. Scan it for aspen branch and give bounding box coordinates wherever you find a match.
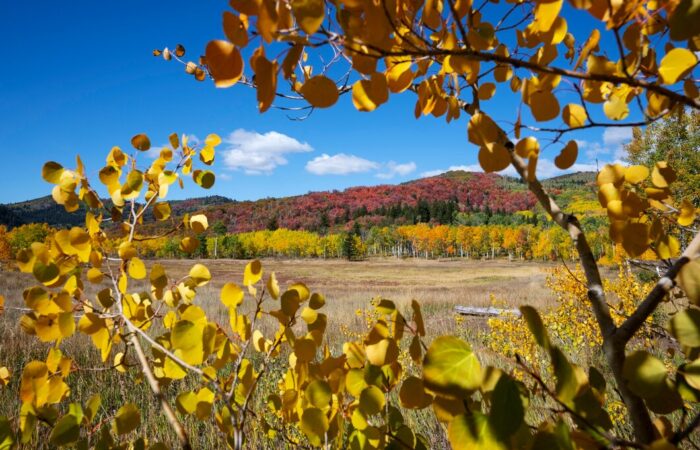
[505,142,656,444]
[616,231,700,344]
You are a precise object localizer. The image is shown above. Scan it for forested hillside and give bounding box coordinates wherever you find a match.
[0,171,598,232]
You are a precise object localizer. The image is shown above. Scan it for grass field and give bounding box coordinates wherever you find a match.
[0,257,564,448]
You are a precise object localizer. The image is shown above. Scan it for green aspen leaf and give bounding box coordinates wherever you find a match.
[0,417,14,450]
[449,412,505,450]
[300,407,328,447]
[489,375,524,440]
[359,386,385,416]
[671,308,700,348]
[112,403,140,435]
[520,305,550,349]
[423,336,481,397]
[49,414,80,446]
[305,380,332,409]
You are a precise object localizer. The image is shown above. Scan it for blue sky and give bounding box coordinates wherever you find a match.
[1,1,636,204]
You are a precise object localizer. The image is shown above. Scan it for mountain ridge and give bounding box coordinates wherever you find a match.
[0,171,597,231]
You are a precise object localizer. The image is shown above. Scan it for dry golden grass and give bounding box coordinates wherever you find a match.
[0,257,561,448]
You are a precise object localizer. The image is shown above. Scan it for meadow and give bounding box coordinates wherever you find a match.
[0,257,564,448]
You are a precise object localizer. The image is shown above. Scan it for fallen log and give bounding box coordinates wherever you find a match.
[454,306,521,318]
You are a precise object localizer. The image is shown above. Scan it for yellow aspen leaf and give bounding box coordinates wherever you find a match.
[0,366,10,387]
[477,83,496,100]
[300,75,339,108]
[199,146,215,165]
[267,272,280,299]
[114,352,126,373]
[603,95,630,120]
[252,329,266,353]
[478,144,511,173]
[221,283,244,308]
[42,162,64,184]
[0,295,4,316]
[193,170,216,189]
[205,133,221,147]
[190,214,209,233]
[128,257,146,280]
[679,259,700,304]
[281,44,303,79]
[574,29,600,70]
[651,161,677,188]
[223,11,248,47]
[352,73,389,112]
[399,376,431,409]
[554,141,578,170]
[205,40,244,88]
[171,320,204,365]
[179,236,199,253]
[448,412,502,450]
[531,0,562,32]
[86,268,104,284]
[624,165,649,184]
[130,134,150,151]
[153,202,171,221]
[656,234,680,259]
[515,137,539,158]
[243,260,263,286]
[659,48,698,85]
[189,264,211,287]
[289,282,310,301]
[562,103,586,128]
[292,0,324,35]
[176,391,197,415]
[250,47,277,112]
[597,163,626,186]
[300,407,329,447]
[309,292,325,310]
[529,90,560,122]
[387,61,414,93]
[343,342,366,369]
[679,199,697,226]
[112,403,140,435]
[294,337,316,362]
[468,112,503,147]
[365,338,399,366]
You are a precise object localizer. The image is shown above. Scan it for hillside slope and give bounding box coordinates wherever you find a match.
[0,171,597,232]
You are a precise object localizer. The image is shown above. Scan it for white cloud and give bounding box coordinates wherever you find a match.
[376,161,417,179]
[222,129,312,174]
[219,172,233,181]
[602,127,633,159]
[306,153,379,175]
